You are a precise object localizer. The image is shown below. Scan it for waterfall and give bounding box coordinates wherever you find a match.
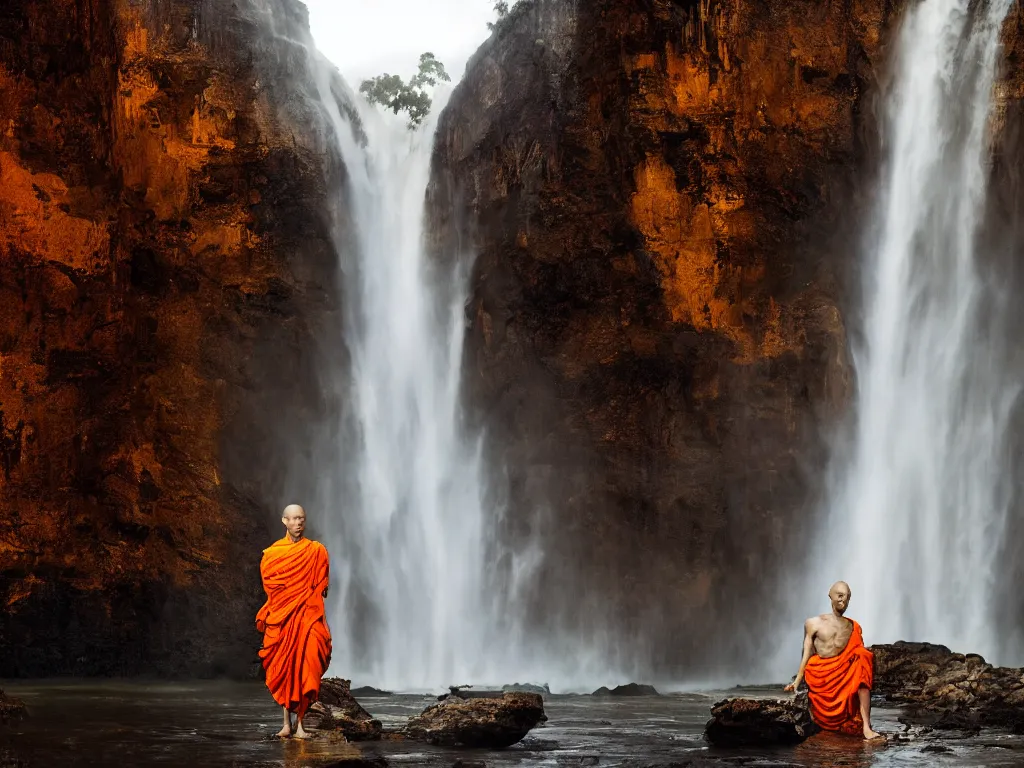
[302,60,550,691]
[815,0,1018,660]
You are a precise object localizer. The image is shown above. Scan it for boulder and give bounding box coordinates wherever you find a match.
[0,690,26,723]
[305,678,383,741]
[704,696,819,747]
[591,683,660,697]
[404,691,546,748]
[871,642,1024,732]
[871,642,961,696]
[319,678,377,718]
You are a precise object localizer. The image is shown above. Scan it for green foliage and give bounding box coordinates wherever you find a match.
[487,0,531,33]
[408,52,450,89]
[358,52,451,128]
[487,1,510,31]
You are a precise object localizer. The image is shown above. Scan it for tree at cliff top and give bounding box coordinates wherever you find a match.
[359,52,450,128]
[487,0,523,31]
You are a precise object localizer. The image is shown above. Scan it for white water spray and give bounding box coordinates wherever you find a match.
[817,0,1018,660]
[303,60,556,691]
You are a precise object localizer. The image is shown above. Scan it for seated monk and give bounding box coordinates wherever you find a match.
[256,504,333,739]
[784,580,882,740]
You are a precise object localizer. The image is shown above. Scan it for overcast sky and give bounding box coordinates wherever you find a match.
[300,0,497,87]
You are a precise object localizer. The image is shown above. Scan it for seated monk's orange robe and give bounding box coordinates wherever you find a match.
[804,619,874,735]
[256,537,332,718]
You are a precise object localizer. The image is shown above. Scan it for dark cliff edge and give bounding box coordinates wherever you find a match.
[428,0,896,676]
[0,0,350,677]
[985,6,1024,658]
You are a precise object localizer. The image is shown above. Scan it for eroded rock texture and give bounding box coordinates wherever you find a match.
[429,0,893,673]
[0,0,346,676]
[873,643,1024,732]
[404,692,546,748]
[306,678,385,741]
[704,696,819,747]
[986,7,1024,653]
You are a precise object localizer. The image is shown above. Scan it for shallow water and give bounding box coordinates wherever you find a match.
[2,681,1024,767]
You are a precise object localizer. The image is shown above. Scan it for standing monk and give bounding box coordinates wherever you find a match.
[784,581,882,740]
[256,504,332,739]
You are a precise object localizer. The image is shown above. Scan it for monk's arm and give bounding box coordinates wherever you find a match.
[784,619,816,691]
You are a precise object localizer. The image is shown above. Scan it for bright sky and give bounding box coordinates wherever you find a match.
[300,0,497,87]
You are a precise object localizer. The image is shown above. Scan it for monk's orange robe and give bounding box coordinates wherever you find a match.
[256,537,332,718]
[804,619,874,735]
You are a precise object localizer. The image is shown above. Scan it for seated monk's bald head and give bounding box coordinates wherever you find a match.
[282,504,306,541]
[829,581,851,614]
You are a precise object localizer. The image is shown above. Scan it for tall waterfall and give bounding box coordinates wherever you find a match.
[815,0,1018,660]
[304,61,550,691]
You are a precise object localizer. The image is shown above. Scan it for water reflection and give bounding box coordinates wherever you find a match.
[276,736,367,767]
[2,681,1023,767]
[792,731,884,768]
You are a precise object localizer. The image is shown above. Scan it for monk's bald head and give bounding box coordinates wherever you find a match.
[282,504,306,542]
[829,581,851,615]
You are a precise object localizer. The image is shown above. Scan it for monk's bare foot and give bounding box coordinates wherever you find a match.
[863,726,883,740]
[275,727,292,738]
[292,726,311,740]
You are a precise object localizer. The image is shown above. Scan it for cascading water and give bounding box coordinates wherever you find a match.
[304,62,546,691]
[813,0,1018,660]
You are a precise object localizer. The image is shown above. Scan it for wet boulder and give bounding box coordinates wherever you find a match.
[871,642,961,697]
[871,642,1024,732]
[704,696,819,747]
[305,678,383,741]
[0,690,26,724]
[405,691,546,748]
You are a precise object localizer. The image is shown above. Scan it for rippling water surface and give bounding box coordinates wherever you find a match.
[2,681,1023,767]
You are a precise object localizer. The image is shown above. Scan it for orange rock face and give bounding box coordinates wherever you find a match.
[430,0,894,673]
[0,0,343,676]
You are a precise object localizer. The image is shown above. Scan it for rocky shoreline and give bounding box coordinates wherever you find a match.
[291,642,1024,754]
[7,643,1022,764]
[4,668,1024,766]
[295,654,1024,767]
[873,642,1024,733]
[705,641,1024,747]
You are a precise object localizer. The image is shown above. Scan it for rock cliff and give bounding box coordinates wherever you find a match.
[0,0,347,676]
[5,0,1024,680]
[987,5,1024,658]
[429,0,895,674]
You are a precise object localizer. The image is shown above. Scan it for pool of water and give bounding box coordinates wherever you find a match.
[2,681,1023,767]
